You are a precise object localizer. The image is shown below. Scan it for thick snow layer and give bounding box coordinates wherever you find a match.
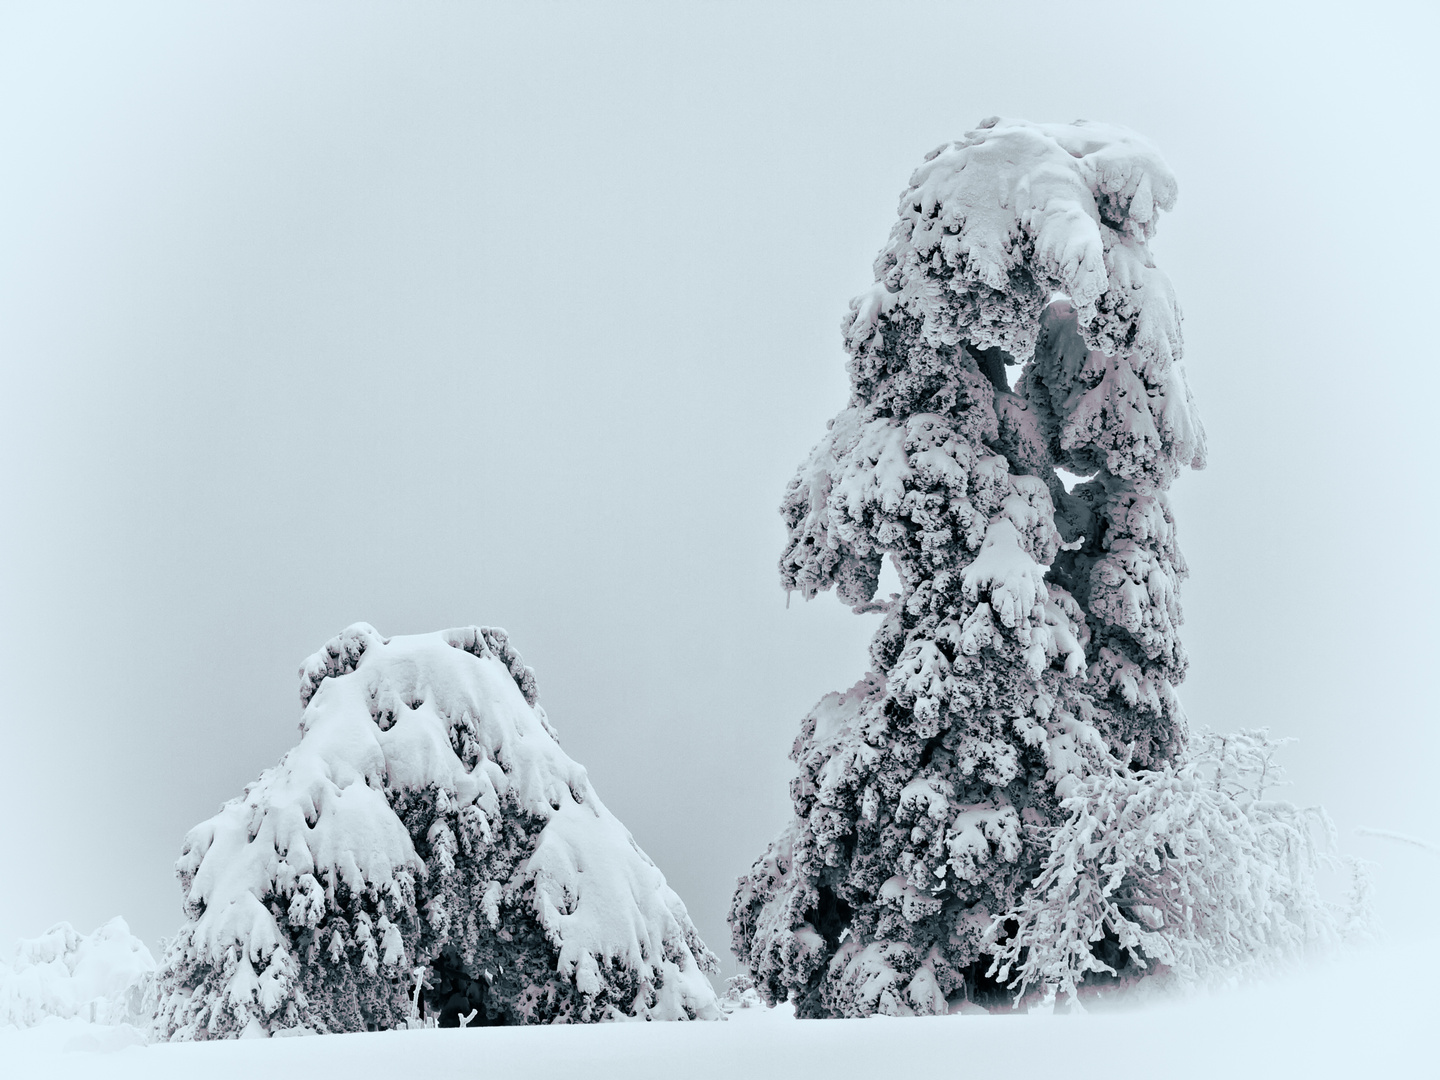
[841,117,1206,484]
[0,919,154,1027]
[2,937,1431,1079]
[849,117,1180,359]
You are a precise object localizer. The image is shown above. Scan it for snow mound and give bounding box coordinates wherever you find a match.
[0,919,155,1028]
[154,624,718,1038]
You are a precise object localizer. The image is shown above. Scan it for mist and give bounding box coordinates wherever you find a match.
[1,0,1436,970]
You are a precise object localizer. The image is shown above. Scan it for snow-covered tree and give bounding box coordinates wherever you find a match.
[0,918,155,1028]
[730,118,1210,1016]
[153,624,719,1039]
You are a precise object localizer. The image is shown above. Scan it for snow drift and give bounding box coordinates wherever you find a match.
[153,624,718,1038]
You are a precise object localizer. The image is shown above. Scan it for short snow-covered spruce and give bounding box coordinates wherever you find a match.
[0,918,155,1028]
[154,625,719,1038]
[731,118,1362,1016]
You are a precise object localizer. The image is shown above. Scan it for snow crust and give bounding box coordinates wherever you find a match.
[0,919,155,1028]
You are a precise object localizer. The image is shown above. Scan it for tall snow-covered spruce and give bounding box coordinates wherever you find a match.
[730,118,1212,1016]
[154,624,719,1038]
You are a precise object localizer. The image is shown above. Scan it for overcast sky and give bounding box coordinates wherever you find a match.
[2,1,1437,968]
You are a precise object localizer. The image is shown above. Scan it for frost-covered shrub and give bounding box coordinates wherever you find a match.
[732,118,1217,1016]
[0,918,155,1027]
[991,730,1371,1005]
[153,624,719,1039]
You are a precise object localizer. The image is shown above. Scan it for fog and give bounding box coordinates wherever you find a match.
[2,1,1436,969]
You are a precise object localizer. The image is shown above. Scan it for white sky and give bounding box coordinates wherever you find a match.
[1,1,1437,969]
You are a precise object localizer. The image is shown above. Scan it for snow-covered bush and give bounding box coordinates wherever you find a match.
[718,973,766,1014]
[991,730,1370,1005]
[153,624,719,1039]
[0,918,155,1027]
[730,118,1346,1016]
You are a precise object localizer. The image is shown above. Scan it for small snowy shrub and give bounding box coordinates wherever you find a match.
[0,918,155,1027]
[153,624,718,1039]
[718,973,766,1014]
[992,730,1370,1005]
[732,118,1350,1015]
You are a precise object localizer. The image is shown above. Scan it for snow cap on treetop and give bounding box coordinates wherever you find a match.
[847,117,1185,375]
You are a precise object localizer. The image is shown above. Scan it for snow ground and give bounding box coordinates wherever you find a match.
[4,936,1432,1080]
